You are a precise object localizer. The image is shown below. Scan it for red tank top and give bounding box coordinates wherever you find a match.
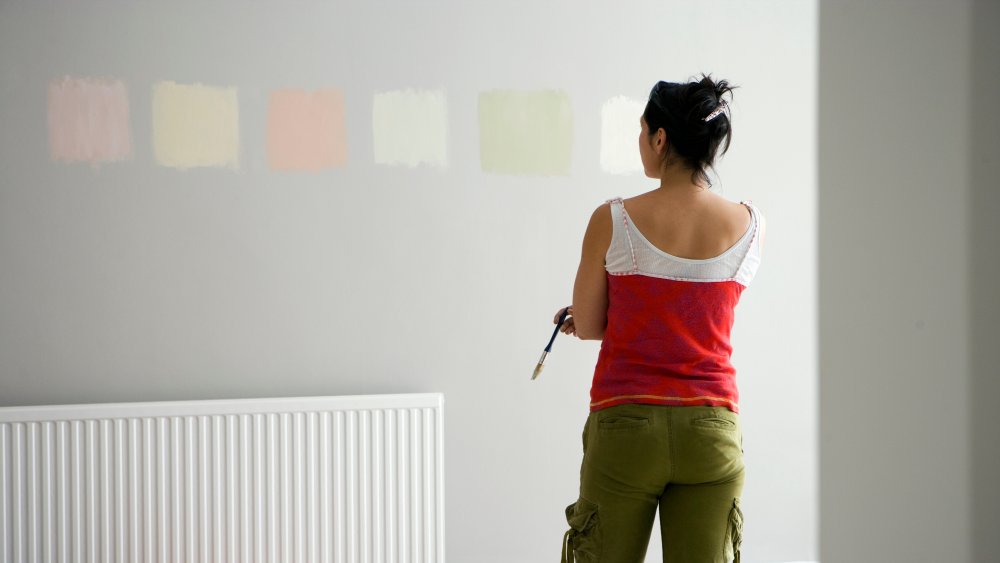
[589,197,764,414]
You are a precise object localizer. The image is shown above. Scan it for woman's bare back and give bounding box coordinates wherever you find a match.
[620,190,752,261]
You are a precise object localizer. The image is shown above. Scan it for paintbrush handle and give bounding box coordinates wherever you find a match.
[545,306,572,352]
[533,306,572,380]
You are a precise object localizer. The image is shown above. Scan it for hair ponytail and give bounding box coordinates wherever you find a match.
[643,73,739,187]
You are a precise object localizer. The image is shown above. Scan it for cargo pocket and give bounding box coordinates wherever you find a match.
[561,497,601,563]
[724,497,744,563]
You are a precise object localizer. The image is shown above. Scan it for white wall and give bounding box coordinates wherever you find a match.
[0,1,818,561]
[820,0,1000,561]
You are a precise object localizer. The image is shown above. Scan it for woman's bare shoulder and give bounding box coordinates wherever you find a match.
[623,190,746,217]
[718,196,753,234]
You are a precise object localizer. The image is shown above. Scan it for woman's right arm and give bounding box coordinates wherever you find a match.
[567,203,612,341]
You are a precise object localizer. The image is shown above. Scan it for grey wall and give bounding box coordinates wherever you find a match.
[820,0,999,561]
[970,0,999,561]
[0,1,820,562]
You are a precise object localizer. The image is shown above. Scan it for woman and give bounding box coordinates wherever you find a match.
[556,75,766,563]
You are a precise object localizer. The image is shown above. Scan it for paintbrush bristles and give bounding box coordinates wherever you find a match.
[531,363,544,380]
[532,350,549,380]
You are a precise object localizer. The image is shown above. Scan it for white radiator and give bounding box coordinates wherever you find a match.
[0,393,445,563]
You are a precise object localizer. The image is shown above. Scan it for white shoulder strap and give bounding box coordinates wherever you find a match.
[734,201,763,282]
[605,197,637,273]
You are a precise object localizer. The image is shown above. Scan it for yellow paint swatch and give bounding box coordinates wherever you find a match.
[478,90,573,176]
[152,81,239,169]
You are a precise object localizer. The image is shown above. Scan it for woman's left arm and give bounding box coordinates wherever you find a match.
[570,203,612,341]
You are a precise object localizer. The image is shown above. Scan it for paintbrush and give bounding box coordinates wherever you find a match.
[532,306,572,380]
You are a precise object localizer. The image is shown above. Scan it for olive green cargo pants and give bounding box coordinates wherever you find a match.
[562,404,745,563]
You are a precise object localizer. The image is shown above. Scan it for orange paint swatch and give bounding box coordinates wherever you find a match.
[48,76,132,165]
[266,89,347,171]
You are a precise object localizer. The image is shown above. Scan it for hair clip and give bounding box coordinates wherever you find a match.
[703,99,729,122]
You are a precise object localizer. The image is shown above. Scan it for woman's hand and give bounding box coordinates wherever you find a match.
[554,306,577,337]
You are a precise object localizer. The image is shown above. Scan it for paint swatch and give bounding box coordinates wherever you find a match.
[152,81,239,169]
[48,76,132,165]
[372,89,448,168]
[478,90,573,176]
[600,96,645,175]
[267,89,347,171]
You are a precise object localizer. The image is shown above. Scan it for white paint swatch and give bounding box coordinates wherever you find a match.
[372,89,448,168]
[600,96,645,175]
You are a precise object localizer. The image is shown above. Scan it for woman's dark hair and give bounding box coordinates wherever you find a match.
[643,73,737,187]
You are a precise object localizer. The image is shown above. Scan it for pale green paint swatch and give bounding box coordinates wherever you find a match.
[478,90,573,175]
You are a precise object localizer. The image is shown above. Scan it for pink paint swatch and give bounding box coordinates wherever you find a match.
[266,89,347,171]
[48,76,131,165]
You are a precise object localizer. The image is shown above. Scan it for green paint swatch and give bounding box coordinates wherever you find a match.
[478,90,573,175]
